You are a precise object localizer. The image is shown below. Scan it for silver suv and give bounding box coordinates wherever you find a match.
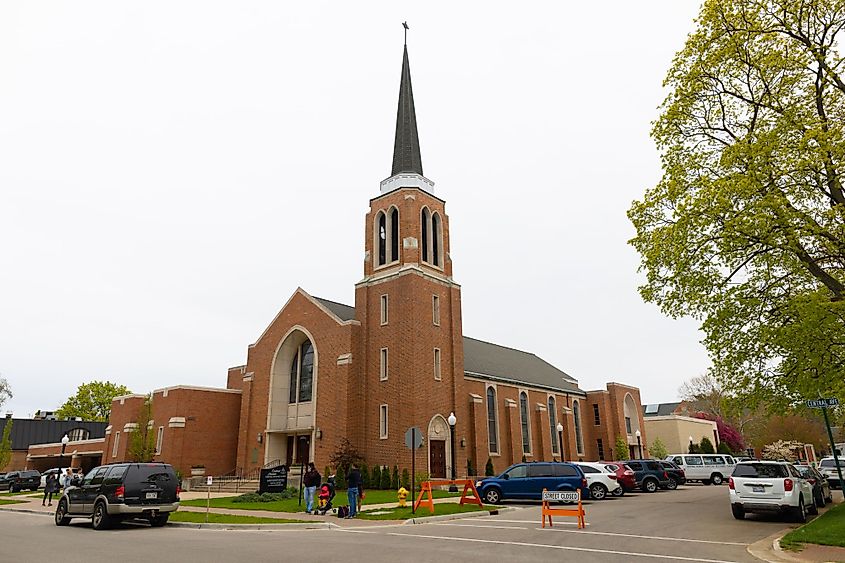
[818,457,844,490]
[729,461,815,522]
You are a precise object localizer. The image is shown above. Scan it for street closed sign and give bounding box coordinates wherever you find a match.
[542,490,580,502]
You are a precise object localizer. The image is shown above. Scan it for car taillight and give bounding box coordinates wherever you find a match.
[176,485,182,496]
[624,470,634,476]
[808,478,816,485]
[115,485,125,500]
[663,471,669,479]
[729,477,734,490]
[608,474,617,480]
[784,479,793,492]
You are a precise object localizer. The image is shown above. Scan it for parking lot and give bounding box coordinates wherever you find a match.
[3,483,836,562]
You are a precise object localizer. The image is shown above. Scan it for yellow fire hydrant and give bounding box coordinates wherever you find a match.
[397,487,409,507]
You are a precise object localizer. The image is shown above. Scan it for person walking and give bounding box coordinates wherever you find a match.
[62,468,74,492]
[303,462,321,514]
[42,473,58,507]
[346,463,362,518]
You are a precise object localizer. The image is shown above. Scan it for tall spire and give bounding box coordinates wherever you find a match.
[391,41,423,176]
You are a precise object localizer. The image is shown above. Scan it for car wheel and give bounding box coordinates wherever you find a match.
[711,473,723,486]
[643,479,658,493]
[92,501,112,530]
[702,479,712,486]
[666,478,678,490]
[483,488,501,504]
[794,497,807,524]
[808,496,819,515]
[9,485,16,494]
[589,483,607,500]
[816,491,826,508]
[55,499,71,526]
[611,487,625,497]
[731,504,745,520]
[149,513,170,527]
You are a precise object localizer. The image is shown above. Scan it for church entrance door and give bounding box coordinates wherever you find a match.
[430,440,446,478]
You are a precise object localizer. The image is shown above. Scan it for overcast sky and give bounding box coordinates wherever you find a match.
[1,1,707,418]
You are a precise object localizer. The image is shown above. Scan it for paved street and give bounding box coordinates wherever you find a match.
[0,485,836,562]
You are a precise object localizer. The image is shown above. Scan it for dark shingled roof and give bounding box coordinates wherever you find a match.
[0,418,108,451]
[642,402,682,417]
[308,298,583,394]
[463,336,583,394]
[314,297,356,322]
[391,45,423,176]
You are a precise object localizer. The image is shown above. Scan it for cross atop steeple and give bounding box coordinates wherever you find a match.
[391,39,423,177]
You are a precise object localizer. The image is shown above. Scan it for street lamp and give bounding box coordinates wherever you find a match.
[447,412,457,492]
[689,435,694,453]
[556,422,564,462]
[635,430,642,459]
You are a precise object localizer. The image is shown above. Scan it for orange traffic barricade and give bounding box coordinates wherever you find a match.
[413,479,483,514]
[540,488,585,529]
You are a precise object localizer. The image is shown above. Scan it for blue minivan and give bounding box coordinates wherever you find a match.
[475,462,589,504]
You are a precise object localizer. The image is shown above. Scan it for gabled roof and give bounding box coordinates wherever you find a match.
[642,402,682,417]
[313,297,356,322]
[463,336,583,395]
[0,418,108,451]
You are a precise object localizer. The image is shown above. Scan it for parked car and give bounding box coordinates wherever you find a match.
[625,460,672,492]
[574,462,623,500]
[659,460,686,490]
[666,454,736,485]
[729,461,815,522]
[818,457,844,490]
[475,462,589,504]
[794,464,833,508]
[1,470,41,492]
[601,462,637,494]
[55,462,180,530]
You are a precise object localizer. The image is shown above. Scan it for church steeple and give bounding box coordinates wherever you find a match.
[391,44,423,176]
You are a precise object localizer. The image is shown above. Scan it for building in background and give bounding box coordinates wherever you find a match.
[1,414,106,473]
[642,402,720,455]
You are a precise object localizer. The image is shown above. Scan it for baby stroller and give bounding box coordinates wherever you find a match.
[317,474,336,515]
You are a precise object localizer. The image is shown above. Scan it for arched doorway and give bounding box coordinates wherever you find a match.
[427,414,451,479]
[623,393,641,458]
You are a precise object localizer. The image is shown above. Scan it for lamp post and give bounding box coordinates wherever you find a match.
[60,434,69,464]
[447,413,457,492]
[689,435,694,453]
[556,422,565,462]
[635,430,642,459]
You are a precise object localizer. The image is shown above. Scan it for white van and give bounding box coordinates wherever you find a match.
[666,454,736,485]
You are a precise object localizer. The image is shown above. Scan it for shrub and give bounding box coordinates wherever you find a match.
[360,464,370,489]
[614,435,630,460]
[401,468,410,489]
[700,437,715,454]
[329,438,364,483]
[392,466,399,490]
[232,488,298,503]
[414,472,430,489]
[380,465,391,489]
[336,469,347,490]
[717,441,732,455]
[485,457,494,477]
[371,465,382,489]
[649,437,668,460]
[467,458,475,476]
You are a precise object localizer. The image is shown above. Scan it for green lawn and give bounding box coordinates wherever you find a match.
[358,503,499,520]
[780,502,845,550]
[0,499,27,505]
[168,511,307,524]
[181,489,459,513]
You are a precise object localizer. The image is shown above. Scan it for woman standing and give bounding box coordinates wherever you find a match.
[42,473,58,507]
[302,463,321,514]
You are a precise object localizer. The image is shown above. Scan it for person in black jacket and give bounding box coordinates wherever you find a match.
[42,473,59,507]
[303,463,321,514]
[346,464,363,518]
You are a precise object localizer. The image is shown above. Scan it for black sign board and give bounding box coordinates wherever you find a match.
[259,466,288,494]
[806,398,840,408]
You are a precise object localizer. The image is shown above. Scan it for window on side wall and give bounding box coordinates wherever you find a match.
[380,294,389,325]
[380,348,389,381]
[379,404,388,439]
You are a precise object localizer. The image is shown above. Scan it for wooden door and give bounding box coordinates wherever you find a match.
[430,440,447,478]
[296,435,311,464]
[285,436,295,467]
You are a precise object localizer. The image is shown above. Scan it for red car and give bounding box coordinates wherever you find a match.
[599,462,637,495]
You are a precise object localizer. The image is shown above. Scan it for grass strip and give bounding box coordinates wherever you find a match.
[181,489,459,513]
[780,502,845,550]
[357,502,498,520]
[0,499,27,505]
[169,511,307,524]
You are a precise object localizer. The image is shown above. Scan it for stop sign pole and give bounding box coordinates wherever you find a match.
[405,427,423,515]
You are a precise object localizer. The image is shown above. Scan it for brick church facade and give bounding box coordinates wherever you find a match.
[100,43,648,480]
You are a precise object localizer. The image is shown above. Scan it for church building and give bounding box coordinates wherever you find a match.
[94,41,648,480]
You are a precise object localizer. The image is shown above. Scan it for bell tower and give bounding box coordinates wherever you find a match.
[351,37,466,480]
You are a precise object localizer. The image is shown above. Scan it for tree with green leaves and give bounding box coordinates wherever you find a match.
[700,437,716,454]
[629,0,845,411]
[0,419,12,470]
[56,380,131,422]
[649,437,668,460]
[485,457,495,477]
[379,465,391,489]
[615,435,630,461]
[328,438,363,484]
[391,466,399,490]
[126,395,156,462]
[0,376,11,411]
[371,465,382,490]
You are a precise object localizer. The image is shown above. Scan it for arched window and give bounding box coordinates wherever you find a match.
[573,400,584,455]
[390,208,399,262]
[486,387,498,454]
[548,397,559,455]
[289,339,314,404]
[432,212,441,266]
[421,208,430,262]
[519,391,530,455]
[377,212,387,265]
[66,428,90,441]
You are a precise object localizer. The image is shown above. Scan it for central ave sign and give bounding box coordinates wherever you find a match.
[806,398,840,408]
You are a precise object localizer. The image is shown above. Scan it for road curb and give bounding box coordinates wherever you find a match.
[0,506,52,517]
[402,506,515,525]
[168,521,337,530]
[747,530,806,563]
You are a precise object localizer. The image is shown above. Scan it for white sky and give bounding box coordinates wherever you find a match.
[1,1,708,418]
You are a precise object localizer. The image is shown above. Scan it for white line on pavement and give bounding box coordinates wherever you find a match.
[337,528,742,563]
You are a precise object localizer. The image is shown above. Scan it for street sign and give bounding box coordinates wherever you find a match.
[206,476,213,486]
[542,490,580,502]
[806,398,840,408]
[405,426,424,449]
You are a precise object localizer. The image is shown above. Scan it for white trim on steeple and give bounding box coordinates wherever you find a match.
[380,172,435,195]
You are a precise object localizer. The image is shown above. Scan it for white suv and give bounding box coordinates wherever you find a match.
[729,461,815,522]
[818,457,844,490]
[575,462,623,500]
